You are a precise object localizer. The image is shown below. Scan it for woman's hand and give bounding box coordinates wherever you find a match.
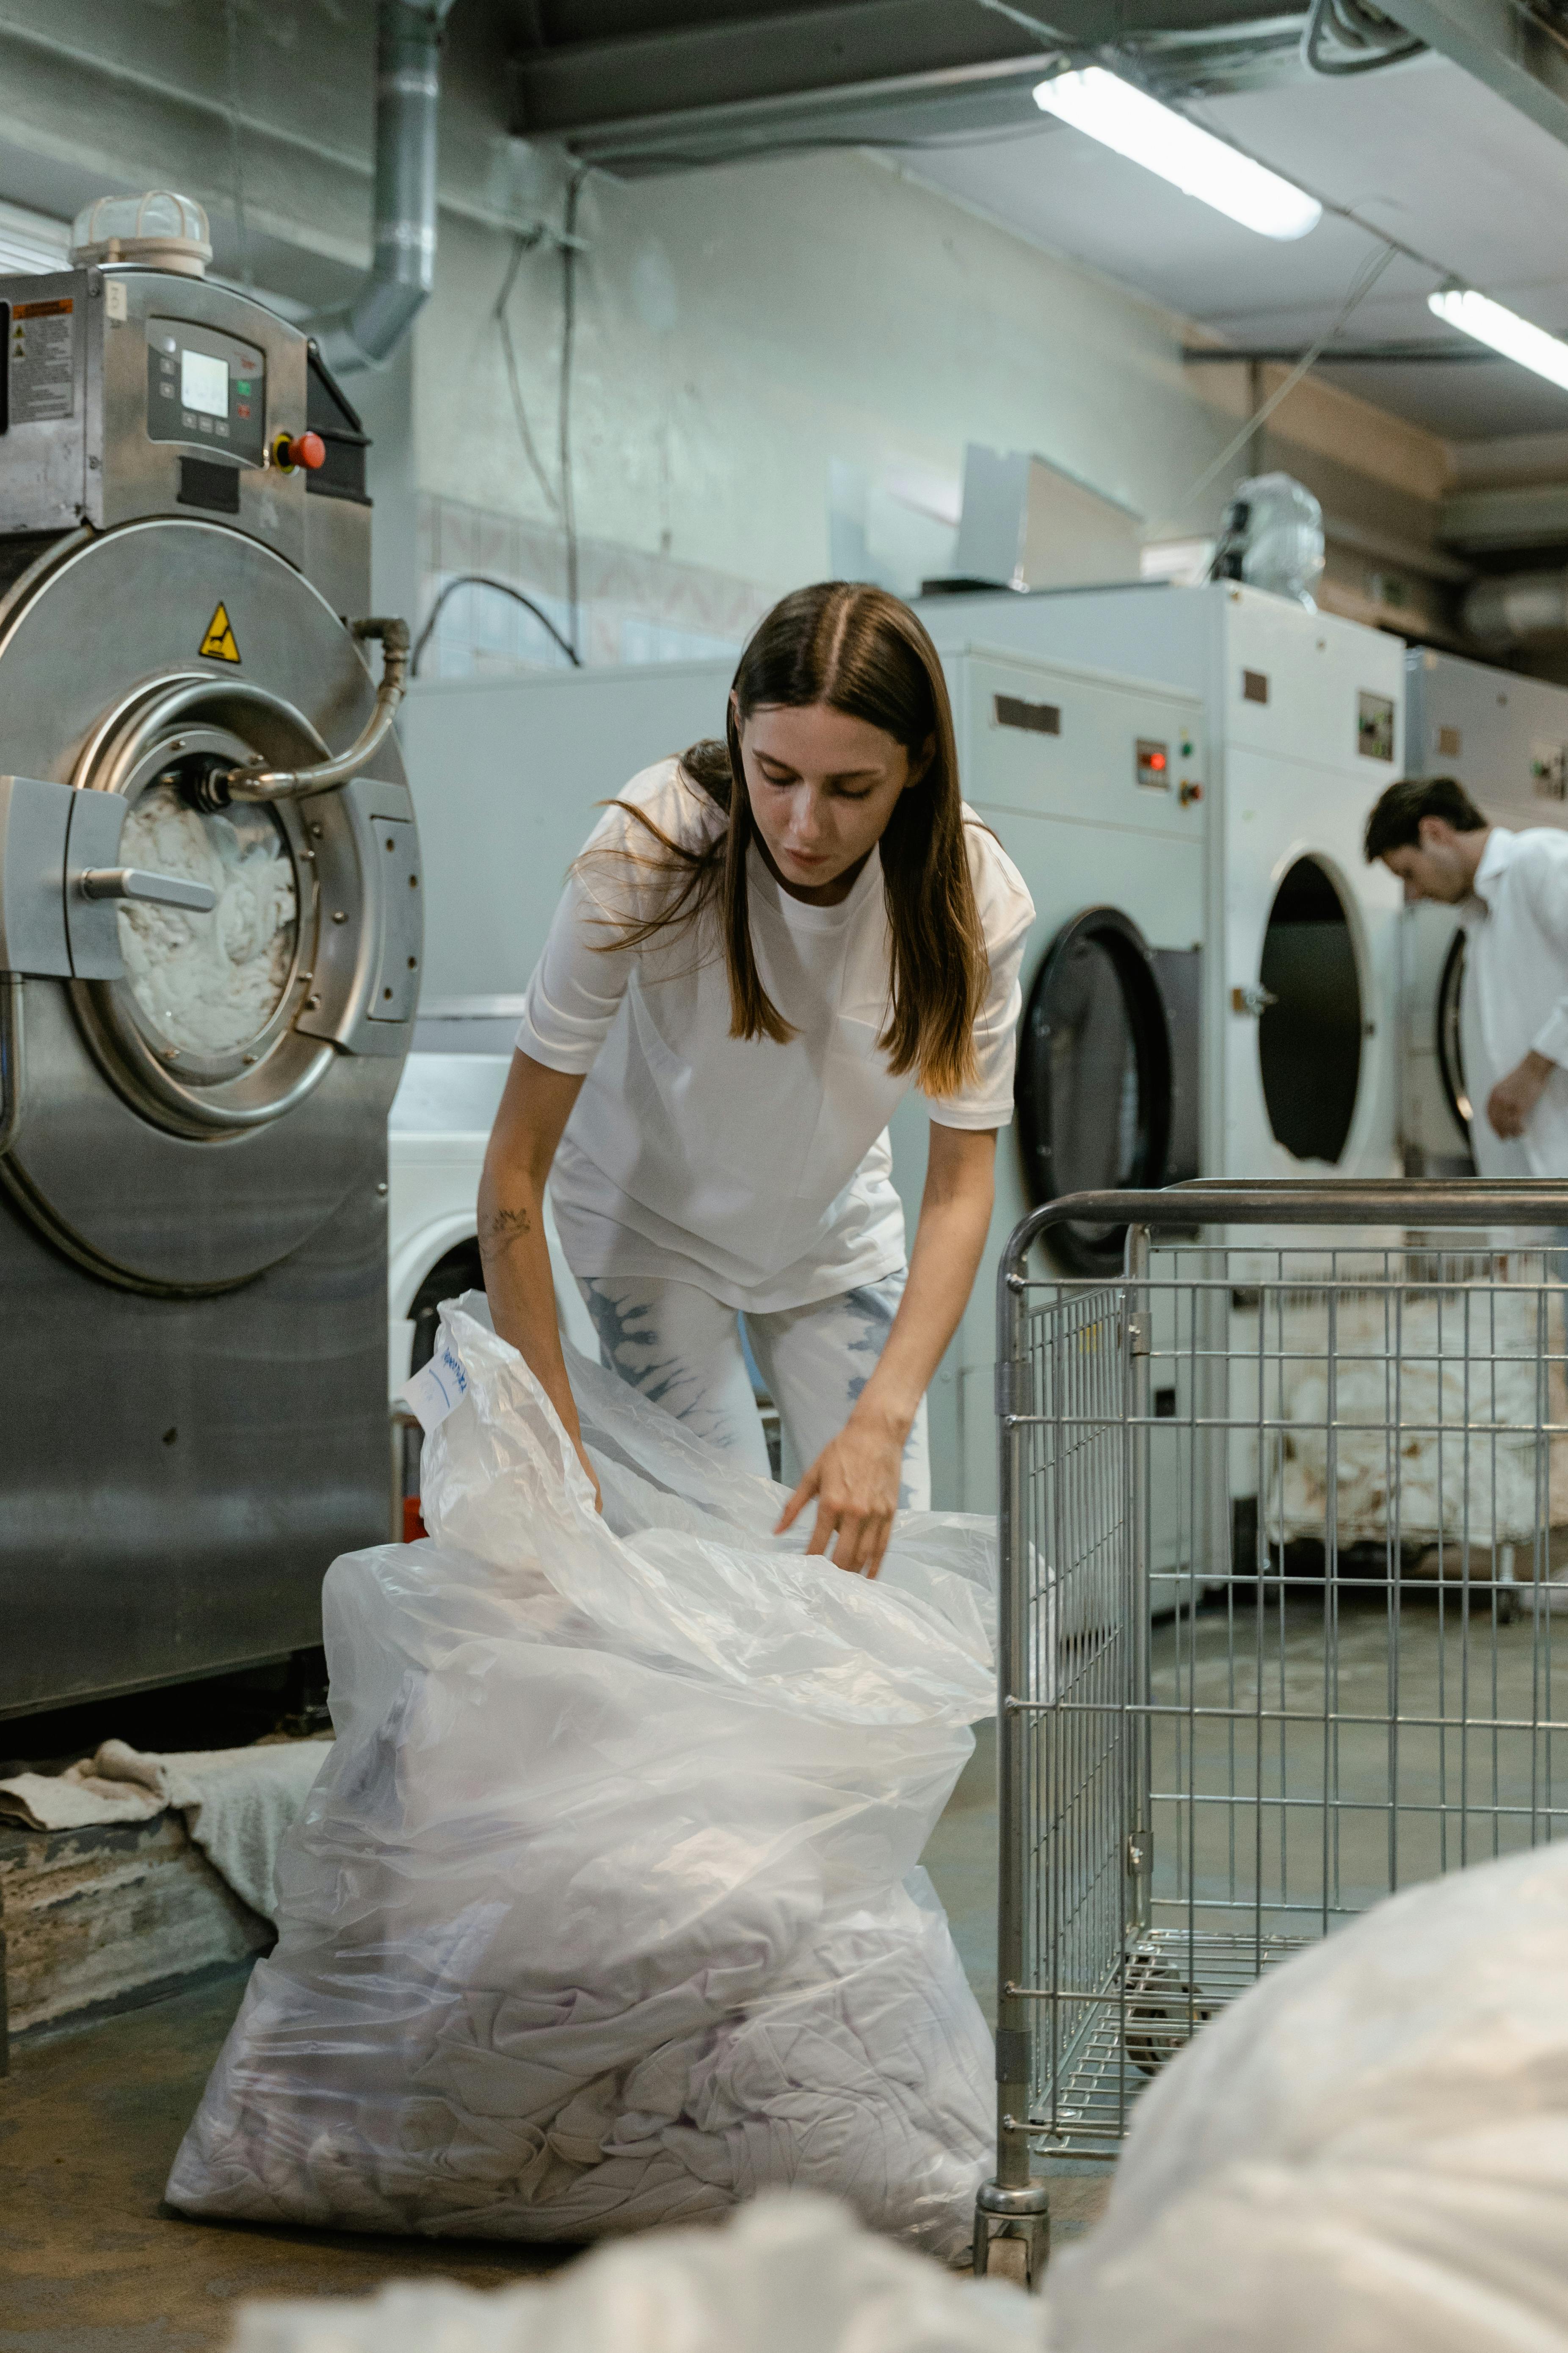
[775,1402,907,1577]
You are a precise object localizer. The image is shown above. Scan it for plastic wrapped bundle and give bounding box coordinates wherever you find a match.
[226,2193,1035,2353]
[1048,1840,1568,2350]
[167,1303,995,2258]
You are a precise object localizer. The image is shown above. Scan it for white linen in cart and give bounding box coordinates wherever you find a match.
[165,1304,996,2257]
[1047,1839,1568,2350]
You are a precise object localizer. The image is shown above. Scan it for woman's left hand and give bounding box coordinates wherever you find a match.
[774,1407,906,1577]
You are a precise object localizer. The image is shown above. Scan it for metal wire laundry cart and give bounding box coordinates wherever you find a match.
[973,1179,1568,2288]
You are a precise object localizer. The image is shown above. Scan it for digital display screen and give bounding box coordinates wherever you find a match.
[180,347,229,419]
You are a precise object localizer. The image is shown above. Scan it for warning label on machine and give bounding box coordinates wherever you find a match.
[9,298,75,423]
[199,603,240,663]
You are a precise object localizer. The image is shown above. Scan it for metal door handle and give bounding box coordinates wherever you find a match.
[76,867,218,913]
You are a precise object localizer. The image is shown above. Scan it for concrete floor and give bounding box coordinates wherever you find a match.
[0,1715,1111,2350]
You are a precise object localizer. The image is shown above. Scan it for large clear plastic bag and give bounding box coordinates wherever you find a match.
[167,1302,996,2259]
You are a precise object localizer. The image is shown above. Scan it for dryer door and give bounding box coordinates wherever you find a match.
[1437,929,1471,1131]
[1256,854,1363,1164]
[1016,906,1173,1275]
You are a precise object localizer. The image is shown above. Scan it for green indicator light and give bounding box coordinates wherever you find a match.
[236,379,251,395]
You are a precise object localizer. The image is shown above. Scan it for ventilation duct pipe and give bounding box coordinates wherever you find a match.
[1463,571,1568,647]
[309,0,458,375]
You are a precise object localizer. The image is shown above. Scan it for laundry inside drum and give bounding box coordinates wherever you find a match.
[116,784,299,1058]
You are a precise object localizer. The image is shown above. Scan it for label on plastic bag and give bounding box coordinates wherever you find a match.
[398,1339,467,1434]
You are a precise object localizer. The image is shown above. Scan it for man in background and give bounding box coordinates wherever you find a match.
[1365,774,1568,1175]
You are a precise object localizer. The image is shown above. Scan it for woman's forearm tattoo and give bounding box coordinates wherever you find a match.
[479,1205,533,1258]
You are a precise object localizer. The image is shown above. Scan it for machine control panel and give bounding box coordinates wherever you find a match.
[145,318,266,466]
[1135,738,1170,788]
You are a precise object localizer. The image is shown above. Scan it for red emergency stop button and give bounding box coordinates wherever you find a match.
[273,430,326,473]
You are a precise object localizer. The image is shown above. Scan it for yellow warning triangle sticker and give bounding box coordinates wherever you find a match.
[199,602,240,664]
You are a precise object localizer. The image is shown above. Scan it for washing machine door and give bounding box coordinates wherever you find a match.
[0,520,417,1295]
[1016,906,1173,1276]
[1437,929,1471,1131]
[1256,854,1363,1164]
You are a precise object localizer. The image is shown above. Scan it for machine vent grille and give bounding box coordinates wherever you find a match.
[1242,669,1269,704]
[994,694,1060,736]
[177,456,240,516]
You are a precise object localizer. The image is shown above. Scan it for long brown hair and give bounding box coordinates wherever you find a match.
[581,582,989,1098]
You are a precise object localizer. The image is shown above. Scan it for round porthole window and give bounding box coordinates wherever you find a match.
[1437,928,1471,1133]
[1016,906,1173,1275]
[1257,855,1363,1164]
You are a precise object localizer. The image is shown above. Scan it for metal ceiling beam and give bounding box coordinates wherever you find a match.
[1377,0,1568,150]
[513,1,1045,136]
[1183,342,1496,362]
[509,0,1297,160]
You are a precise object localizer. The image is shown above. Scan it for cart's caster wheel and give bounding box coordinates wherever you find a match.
[974,2189,1050,2292]
[982,2235,1032,2288]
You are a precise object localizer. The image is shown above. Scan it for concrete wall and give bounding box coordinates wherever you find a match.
[0,0,1454,666]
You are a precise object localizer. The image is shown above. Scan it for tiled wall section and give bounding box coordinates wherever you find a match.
[417,493,775,678]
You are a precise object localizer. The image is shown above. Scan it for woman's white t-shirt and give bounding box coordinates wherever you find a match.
[516,758,1035,1313]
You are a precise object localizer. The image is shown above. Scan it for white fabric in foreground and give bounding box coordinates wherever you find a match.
[1047,1839,1568,2351]
[168,1303,996,2257]
[226,2193,1035,2353]
[0,1738,330,1923]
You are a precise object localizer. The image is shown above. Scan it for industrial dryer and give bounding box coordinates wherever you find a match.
[0,195,420,1718]
[915,579,1408,1192]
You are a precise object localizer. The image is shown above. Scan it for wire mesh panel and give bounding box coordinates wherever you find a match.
[990,1198,1568,2200]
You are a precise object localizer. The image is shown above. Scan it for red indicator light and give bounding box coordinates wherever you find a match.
[1148,752,1167,770]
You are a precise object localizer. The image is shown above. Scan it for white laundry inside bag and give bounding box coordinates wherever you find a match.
[166,1301,997,2257]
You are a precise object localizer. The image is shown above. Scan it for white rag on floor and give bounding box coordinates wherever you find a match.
[168,1302,997,2259]
[0,1738,331,1923]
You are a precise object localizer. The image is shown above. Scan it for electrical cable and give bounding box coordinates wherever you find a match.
[225,0,253,288]
[411,574,582,676]
[560,167,590,665]
[494,229,561,517]
[1161,240,1399,527]
[1302,0,1427,76]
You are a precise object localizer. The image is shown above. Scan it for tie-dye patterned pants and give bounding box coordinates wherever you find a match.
[575,1269,932,1509]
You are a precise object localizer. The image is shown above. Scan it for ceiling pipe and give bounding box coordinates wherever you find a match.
[309,0,458,375]
[1463,570,1568,646]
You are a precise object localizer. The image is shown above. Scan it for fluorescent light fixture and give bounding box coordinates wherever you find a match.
[1428,287,1568,392]
[1032,66,1322,242]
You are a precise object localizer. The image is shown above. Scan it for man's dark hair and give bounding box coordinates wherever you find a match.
[1364,775,1487,863]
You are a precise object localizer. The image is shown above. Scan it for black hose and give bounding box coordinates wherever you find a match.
[410,574,582,677]
[1302,0,1424,75]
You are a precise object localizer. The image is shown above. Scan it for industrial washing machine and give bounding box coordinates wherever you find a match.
[1401,646,1568,1177]
[915,579,1407,1190]
[0,195,419,1718]
[398,642,1208,1513]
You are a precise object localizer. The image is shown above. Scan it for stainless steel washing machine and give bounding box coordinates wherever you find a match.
[0,201,419,1717]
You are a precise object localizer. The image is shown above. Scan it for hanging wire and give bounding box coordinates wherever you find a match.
[226,0,254,288]
[494,230,561,517]
[1301,0,1427,76]
[411,574,582,676]
[1163,241,1399,527]
[559,167,590,665]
